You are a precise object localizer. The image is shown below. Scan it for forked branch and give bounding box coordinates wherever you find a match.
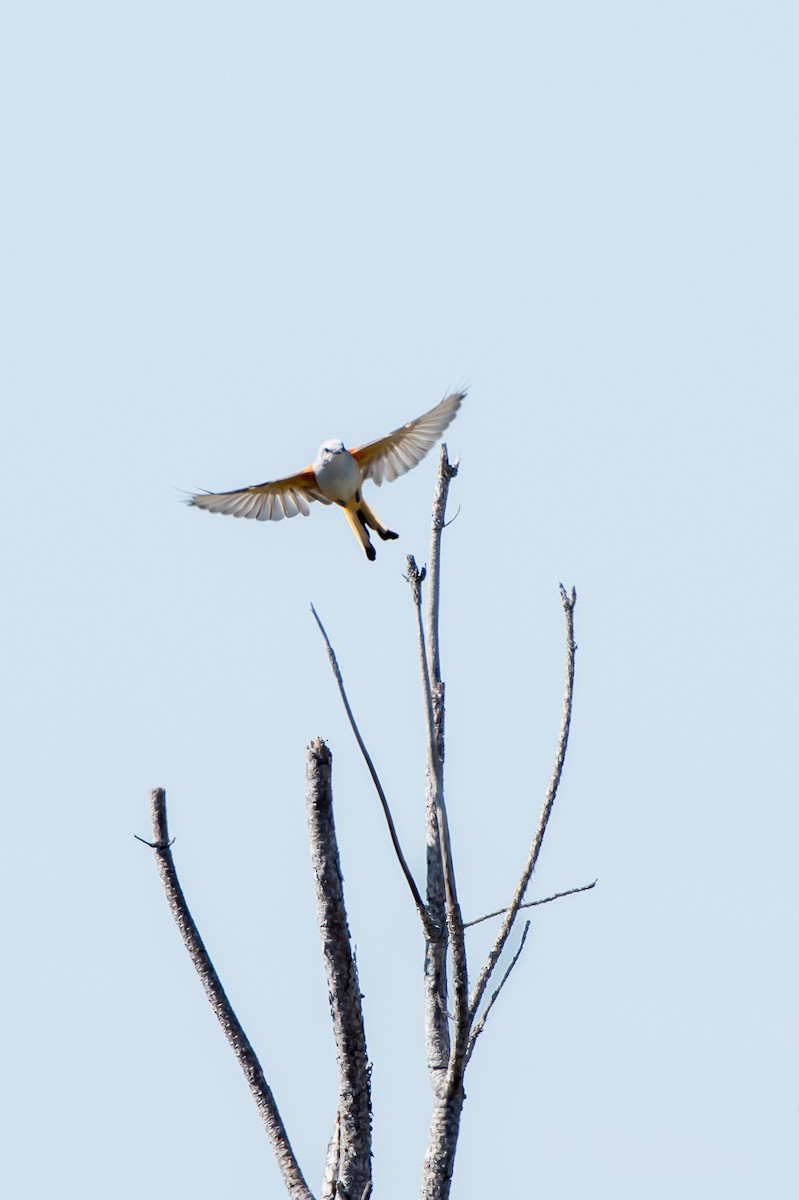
[407,553,470,1081]
[415,447,472,1200]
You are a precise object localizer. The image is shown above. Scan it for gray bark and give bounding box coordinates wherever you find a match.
[306,739,372,1200]
[420,1085,466,1200]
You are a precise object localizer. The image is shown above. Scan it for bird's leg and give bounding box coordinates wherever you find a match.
[340,501,377,560]
[357,496,399,542]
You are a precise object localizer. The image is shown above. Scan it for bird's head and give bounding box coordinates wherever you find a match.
[317,438,346,459]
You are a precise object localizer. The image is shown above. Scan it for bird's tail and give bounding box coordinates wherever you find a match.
[342,495,399,560]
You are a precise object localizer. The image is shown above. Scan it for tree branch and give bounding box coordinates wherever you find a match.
[427,447,469,1084]
[305,740,372,1200]
[310,604,435,941]
[466,921,531,1063]
[415,447,471,1200]
[142,788,314,1200]
[463,880,597,929]
[408,554,469,1089]
[468,585,577,1023]
[425,444,459,700]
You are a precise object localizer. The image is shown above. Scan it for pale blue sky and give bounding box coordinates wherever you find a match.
[2,3,797,1197]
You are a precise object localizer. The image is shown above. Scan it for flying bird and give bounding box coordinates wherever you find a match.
[189,391,464,560]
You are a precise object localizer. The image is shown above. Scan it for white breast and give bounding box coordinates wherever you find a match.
[314,447,363,502]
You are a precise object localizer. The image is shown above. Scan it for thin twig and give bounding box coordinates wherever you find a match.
[311,603,436,941]
[468,584,578,1023]
[141,788,314,1200]
[463,880,597,929]
[466,922,531,1063]
[426,444,459,695]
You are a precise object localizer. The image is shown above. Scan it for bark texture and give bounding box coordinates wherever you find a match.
[420,1086,466,1200]
[306,739,372,1200]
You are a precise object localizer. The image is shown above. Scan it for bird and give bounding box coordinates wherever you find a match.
[189,391,464,560]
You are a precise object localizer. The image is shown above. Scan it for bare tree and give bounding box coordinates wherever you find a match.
[140,447,590,1199]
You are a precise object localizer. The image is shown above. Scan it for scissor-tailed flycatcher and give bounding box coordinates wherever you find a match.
[189,391,464,560]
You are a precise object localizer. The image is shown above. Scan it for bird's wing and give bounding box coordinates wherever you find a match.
[189,466,331,521]
[351,391,465,486]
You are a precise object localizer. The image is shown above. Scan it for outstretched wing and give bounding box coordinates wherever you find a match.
[189,466,331,521]
[351,391,465,487]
